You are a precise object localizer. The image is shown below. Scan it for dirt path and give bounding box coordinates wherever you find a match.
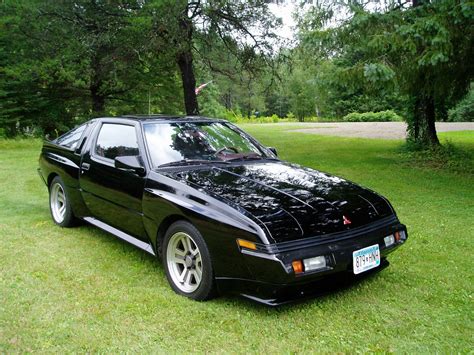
[288,122,474,139]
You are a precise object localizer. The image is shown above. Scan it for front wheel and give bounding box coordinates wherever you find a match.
[49,176,77,227]
[163,221,216,301]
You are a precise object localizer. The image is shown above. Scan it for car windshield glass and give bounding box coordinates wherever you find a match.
[143,122,268,167]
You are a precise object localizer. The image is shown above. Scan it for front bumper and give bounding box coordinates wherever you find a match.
[217,259,390,306]
[216,215,407,305]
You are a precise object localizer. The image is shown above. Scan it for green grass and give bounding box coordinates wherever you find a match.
[1,127,473,352]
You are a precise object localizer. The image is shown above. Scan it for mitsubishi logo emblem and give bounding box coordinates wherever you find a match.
[343,215,352,225]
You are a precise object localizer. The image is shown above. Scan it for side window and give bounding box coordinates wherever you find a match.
[55,123,87,149]
[95,124,139,160]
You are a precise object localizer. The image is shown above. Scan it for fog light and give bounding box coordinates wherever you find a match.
[384,234,395,247]
[303,256,326,271]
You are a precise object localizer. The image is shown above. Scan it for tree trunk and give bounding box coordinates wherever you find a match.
[177,50,199,115]
[413,97,420,140]
[90,53,105,115]
[410,0,440,146]
[177,14,199,116]
[223,91,232,109]
[424,95,439,145]
[412,94,440,146]
[91,87,105,115]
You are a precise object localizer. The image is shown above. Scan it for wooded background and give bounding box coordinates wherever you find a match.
[1,0,472,146]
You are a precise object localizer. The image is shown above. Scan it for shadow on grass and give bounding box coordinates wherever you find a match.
[211,262,390,314]
[398,140,474,175]
[69,222,389,314]
[75,224,158,265]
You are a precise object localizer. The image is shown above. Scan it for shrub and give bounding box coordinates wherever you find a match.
[343,110,403,122]
[220,110,341,124]
[285,112,296,121]
[448,88,473,122]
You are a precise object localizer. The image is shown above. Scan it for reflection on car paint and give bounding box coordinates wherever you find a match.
[165,161,393,243]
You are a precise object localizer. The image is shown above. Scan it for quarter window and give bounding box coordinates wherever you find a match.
[95,124,139,160]
[55,123,87,149]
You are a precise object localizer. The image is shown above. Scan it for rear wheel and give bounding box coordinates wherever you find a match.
[163,221,216,301]
[49,176,77,227]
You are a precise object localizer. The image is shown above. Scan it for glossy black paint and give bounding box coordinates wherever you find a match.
[164,162,394,243]
[38,115,408,305]
[114,156,146,175]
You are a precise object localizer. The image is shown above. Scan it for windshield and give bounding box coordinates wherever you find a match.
[143,122,269,167]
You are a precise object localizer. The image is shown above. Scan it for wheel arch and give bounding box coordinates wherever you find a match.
[47,172,59,189]
[155,214,192,258]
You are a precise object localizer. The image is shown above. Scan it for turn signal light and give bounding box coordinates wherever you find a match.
[292,260,304,274]
[237,239,257,250]
[394,231,401,242]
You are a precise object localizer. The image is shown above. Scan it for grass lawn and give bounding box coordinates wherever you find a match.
[1,125,473,352]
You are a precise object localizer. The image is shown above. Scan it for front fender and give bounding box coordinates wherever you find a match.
[142,171,268,279]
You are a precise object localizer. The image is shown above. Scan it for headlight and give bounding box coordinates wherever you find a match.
[384,234,395,247]
[303,256,327,272]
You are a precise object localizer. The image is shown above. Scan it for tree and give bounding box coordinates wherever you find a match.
[298,0,474,146]
[0,0,181,136]
[150,0,281,116]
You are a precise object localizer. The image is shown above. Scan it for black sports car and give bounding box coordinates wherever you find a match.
[38,115,407,305]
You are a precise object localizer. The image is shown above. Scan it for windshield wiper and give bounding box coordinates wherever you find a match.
[224,153,263,162]
[157,159,230,168]
[225,154,280,163]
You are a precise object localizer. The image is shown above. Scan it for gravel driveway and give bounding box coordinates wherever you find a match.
[289,122,474,139]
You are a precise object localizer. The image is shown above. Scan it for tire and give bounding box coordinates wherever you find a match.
[49,176,77,227]
[163,221,216,301]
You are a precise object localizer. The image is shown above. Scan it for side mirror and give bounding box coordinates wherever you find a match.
[268,147,278,156]
[114,155,146,176]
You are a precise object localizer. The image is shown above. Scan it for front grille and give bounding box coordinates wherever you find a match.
[256,215,399,254]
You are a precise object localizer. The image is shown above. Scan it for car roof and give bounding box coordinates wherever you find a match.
[100,115,223,123]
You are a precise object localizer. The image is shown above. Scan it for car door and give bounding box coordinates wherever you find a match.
[79,121,148,240]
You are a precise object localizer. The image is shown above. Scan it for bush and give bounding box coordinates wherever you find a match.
[222,110,291,124]
[221,110,341,124]
[448,88,473,122]
[343,110,403,122]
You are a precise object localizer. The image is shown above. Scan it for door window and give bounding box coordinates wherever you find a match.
[95,124,139,160]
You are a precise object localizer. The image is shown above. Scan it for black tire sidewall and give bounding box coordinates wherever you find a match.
[49,176,76,227]
[163,221,215,301]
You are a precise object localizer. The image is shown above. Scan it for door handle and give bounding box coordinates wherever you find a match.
[81,162,90,171]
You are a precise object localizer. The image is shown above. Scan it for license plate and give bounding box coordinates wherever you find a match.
[353,244,380,274]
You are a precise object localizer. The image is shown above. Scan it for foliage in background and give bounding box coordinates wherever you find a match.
[0,0,182,137]
[0,0,472,147]
[448,85,474,122]
[297,0,474,146]
[343,110,403,122]
[149,0,280,116]
[0,0,279,136]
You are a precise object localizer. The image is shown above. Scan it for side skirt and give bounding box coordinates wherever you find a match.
[83,217,156,256]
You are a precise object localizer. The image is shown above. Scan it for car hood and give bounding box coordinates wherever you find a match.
[164,161,394,243]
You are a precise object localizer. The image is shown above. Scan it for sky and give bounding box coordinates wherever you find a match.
[268,2,298,40]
